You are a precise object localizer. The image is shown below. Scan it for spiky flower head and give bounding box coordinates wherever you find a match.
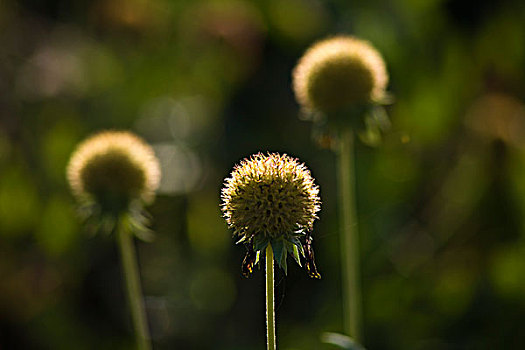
[292,35,388,115]
[67,130,161,213]
[221,152,321,278]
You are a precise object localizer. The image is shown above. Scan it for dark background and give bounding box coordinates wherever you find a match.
[1,0,525,349]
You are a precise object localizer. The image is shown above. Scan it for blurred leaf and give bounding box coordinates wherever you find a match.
[35,195,79,257]
[0,165,40,234]
[321,332,366,350]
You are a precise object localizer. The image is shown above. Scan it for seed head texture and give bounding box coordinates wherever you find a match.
[221,153,321,241]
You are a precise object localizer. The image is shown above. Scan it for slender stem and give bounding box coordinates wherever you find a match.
[266,244,276,350]
[337,127,362,342]
[117,224,152,350]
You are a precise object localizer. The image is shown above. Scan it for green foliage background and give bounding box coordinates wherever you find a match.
[1,0,525,349]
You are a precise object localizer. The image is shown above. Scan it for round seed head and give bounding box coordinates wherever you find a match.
[67,131,161,210]
[221,153,321,241]
[293,35,388,114]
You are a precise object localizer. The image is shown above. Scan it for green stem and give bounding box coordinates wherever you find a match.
[117,224,152,350]
[266,244,276,350]
[337,127,362,342]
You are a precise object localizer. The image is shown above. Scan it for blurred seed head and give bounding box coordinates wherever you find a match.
[221,152,320,241]
[293,35,388,114]
[67,131,160,211]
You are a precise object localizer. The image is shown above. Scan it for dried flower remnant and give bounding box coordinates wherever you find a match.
[293,35,388,114]
[221,152,321,278]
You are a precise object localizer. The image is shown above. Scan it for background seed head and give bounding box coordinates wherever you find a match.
[293,35,388,114]
[67,131,161,209]
[221,152,321,240]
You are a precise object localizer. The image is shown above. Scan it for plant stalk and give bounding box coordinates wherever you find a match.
[266,244,276,350]
[337,127,362,342]
[117,225,152,350]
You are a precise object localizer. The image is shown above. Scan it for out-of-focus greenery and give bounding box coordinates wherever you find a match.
[1,0,525,349]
